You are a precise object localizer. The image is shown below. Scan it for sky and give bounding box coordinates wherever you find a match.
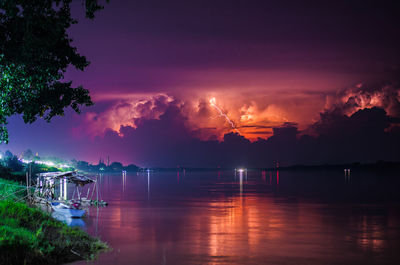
[2,0,400,167]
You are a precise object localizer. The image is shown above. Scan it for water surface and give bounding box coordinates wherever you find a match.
[72,169,400,265]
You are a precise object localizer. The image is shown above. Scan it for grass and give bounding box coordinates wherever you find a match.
[0,178,27,200]
[0,178,108,265]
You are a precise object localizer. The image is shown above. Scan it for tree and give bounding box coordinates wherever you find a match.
[76,160,90,171]
[22,149,33,160]
[4,150,13,159]
[110,161,123,171]
[125,163,139,172]
[0,0,109,143]
[6,155,23,172]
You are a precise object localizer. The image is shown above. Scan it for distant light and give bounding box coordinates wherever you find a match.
[18,158,71,169]
[45,161,55,167]
[237,168,245,173]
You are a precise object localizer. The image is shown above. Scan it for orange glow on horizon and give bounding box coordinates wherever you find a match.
[78,82,398,141]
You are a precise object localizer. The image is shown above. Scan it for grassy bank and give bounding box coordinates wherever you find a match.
[0,178,108,265]
[0,178,27,201]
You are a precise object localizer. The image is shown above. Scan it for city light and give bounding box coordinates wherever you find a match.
[19,158,71,169]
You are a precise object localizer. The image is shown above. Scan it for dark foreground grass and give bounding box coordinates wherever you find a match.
[0,178,27,200]
[0,180,108,265]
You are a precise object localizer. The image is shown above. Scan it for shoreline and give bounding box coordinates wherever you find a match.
[0,178,108,265]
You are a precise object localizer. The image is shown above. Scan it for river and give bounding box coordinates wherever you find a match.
[71,169,400,265]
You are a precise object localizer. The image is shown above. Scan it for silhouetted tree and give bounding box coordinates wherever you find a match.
[6,155,23,172]
[4,150,13,159]
[0,0,109,143]
[125,164,139,172]
[76,160,90,171]
[22,149,33,160]
[110,162,123,171]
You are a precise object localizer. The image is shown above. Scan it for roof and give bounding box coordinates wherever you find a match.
[37,171,94,185]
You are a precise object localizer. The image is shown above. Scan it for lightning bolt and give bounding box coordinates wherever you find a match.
[209,97,241,134]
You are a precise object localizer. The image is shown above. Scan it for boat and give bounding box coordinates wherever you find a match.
[52,212,85,227]
[33,171,107,207]
[51,202,85,218]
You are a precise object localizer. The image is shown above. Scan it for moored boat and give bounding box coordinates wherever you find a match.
[51,202,85,218]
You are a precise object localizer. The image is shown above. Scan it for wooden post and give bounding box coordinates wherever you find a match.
[96,178,99,203]
[63,178,67,201]
[26,171,29,200]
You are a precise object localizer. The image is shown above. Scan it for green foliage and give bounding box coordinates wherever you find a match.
[0,164,26,182]
[0,164,12,177]
[4,150,13,159]
[4,155,23,171]
[0,224,40,265]
[0,178,26,200]
[27,163,60,175]
[0,0,109,143]
[0,200,108,264]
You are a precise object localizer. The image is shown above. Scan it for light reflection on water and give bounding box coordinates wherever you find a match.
[73,170,400,265]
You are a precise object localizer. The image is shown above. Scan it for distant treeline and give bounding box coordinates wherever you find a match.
[75,160,140,173]
[0,149,141,177]
[1,149,399,176]
[143,160,400,172]
[0,150,66,182]
[267,160,400,171]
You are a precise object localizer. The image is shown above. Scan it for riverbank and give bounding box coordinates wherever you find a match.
[0,178,108,265]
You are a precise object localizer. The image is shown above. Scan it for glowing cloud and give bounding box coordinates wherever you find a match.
[79,94,175,137]
[77,82,400,143]
[324,83,400,117]
[78,92,303,141]
[209,97,241,135]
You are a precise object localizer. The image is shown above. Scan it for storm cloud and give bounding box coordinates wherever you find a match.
[74,83,400,167]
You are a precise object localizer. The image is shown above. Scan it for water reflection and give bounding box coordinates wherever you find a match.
[73,170,400,265]
[238,170,243,195]
[276,170,279,186]
[147,170,150,200]
[122,171,127,193]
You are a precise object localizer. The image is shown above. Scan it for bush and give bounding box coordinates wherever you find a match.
[0,178,27,200]
[0,200,108,264]
[0,165,26,182]
[5,156,24,172]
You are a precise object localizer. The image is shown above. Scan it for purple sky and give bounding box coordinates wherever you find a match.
[2,0,400,167]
